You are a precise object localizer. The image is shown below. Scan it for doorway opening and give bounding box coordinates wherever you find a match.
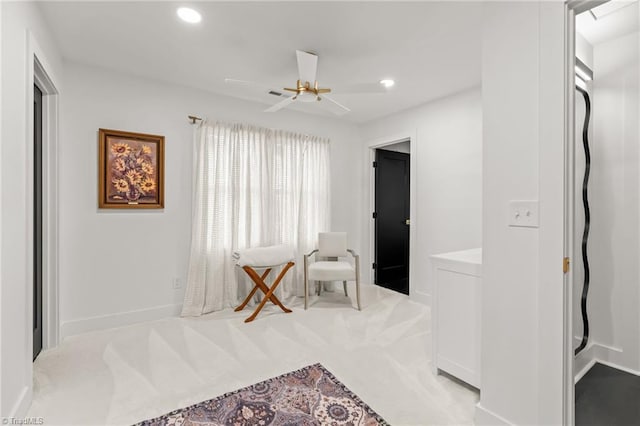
[31,52,60,354]
[565,1,640,425]
[33,83,43,360]
[373,141,410,295]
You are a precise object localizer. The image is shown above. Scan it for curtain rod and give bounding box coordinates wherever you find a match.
[185,118,328,142]
[188,115,202,124]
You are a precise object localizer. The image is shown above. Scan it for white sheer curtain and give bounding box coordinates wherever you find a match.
[181,121,331,317]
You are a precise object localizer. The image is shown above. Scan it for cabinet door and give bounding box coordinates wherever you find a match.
[436,269,480,387]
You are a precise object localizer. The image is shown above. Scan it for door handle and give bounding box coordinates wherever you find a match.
[405,219,410,225]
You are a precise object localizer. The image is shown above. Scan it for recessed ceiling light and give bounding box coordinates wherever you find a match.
[380,79,395,88]
[177,7,201,24]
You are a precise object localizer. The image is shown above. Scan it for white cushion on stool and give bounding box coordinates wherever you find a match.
[308,261,355,281]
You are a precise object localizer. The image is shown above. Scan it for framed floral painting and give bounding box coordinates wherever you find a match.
[98,128,164,209]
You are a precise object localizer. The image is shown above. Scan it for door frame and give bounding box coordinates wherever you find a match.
[27,32,60,351]
[562,2,609,425]
[366,130,418,301]
[563,5,576,425]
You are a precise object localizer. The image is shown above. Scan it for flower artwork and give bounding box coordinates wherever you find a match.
[98,129,164,209]
[109,142,155,201]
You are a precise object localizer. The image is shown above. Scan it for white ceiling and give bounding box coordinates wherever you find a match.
[576,0,639,45]
[38,1,482,123]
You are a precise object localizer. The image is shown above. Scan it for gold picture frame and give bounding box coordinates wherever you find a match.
[98,128,164,209]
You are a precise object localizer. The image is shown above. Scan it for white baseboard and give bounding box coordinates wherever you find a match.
[411,290,431,306]
[574,357,597,384]
[574,340,640,382]
[61,303,182,339]
[574,341,597,382]
[8,385,31,419]
[475,403,513,426]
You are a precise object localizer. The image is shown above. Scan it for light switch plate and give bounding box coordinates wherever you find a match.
[509,200,539,228]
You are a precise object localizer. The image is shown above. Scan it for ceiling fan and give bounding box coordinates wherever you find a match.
[225,50,389,116]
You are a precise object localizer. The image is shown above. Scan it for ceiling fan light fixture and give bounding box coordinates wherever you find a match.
[298,91,318,103]
[380,79,395,88]
[177,7,202,24]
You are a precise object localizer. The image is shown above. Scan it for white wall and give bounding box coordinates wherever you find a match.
[0,0,4,413]
[359,88,482,303]
[477,2,566,425]
[59,62,362,337]
[0,1,63,417]
[576,30,640,373]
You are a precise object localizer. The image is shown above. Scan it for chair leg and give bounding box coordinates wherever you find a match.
[235,269,272,312]
[355,257,361,311]
[244,262,294,323]
[343,281,348,297]
[304,256,309,310]
[241,266,291,314]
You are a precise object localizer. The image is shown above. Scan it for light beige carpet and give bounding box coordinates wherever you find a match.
[28,285,478,425]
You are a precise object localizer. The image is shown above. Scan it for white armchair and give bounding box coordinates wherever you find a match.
[303,232,361,310]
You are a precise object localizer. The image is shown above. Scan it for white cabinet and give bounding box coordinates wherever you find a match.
[430,248,482,388]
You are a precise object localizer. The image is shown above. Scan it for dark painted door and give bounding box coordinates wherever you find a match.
[33,84,43,360]
[374,149,410,295]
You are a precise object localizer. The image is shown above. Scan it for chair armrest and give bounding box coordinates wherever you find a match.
[303,250,318,291]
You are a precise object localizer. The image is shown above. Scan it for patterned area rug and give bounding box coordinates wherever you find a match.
[136,363,389,426]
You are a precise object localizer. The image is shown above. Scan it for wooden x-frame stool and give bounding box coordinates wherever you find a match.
[235,262,295,323]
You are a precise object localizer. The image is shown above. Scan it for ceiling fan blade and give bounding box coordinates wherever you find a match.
[319,94,350,116]
[331,82,390,94]
[296,50,318,84]
[264,96,295,113]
